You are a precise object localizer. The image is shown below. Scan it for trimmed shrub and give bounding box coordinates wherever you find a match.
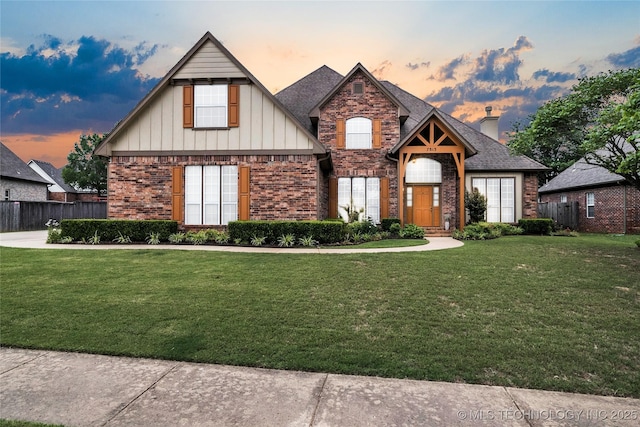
[465,188,487,223]
[518,218,554,235]
[227,220,345,244]
[399,223,425,239]
[452,222,523,241]
[60,219,178,242]
[380,218,401,232]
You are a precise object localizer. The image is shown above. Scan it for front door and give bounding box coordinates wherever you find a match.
[412,185,440,227]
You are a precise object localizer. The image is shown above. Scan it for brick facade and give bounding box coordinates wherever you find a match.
[522,173,540,219]
[318,70,400,218]
[540,184,640,234]
[108,154,319,224]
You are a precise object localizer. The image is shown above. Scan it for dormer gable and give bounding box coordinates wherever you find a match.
[95,32,326,157]
[309,63,410,126]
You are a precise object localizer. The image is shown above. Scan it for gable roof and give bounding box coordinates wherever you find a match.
[95,32,326,156]
[28,160,77,193]
[308,63,410,122]
[0,142,50,184]
[382,83,547,171]
[539,157,626,193]
[276,64,547,172]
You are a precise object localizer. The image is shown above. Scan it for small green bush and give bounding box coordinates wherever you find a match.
[389,223,402,235]
[635,239,640,248]
[518,218,554,235]
[60,219,178,242]
[380,218,401,232]
[399,223,425,239]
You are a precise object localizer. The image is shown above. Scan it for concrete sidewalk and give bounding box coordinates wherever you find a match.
[1,348,639,427]
[0,230,463,253]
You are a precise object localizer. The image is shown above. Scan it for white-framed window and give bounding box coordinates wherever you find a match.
[195,85,228,128]
[560,194,567,203]
[346,117,372,149]
[472,177,515,223]
[586,192,595,218]
[185,165,238,225]
[338,177,380,223]
[406,158,442,183]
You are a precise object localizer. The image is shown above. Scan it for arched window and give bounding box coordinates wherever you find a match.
[406,158,442,183]
[346,117,372,149]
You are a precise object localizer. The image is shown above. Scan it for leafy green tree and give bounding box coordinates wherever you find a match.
[508,68,640,187]
[465,188,487,224]
[62,133,108,196]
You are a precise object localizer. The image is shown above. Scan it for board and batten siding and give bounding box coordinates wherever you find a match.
[173,40,245,80]
[107,84,317,153]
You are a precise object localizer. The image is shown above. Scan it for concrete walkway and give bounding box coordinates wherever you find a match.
[1,348,639,427]
[0,230,463,253]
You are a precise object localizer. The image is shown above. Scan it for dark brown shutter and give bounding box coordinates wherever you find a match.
[228,84,239,127]
[328,177,338,219]
[373,119,382,148]
[380,176,389,220]
[183,85,194,128]
[239,166,250,220]
[171,166,184,222]
[336,119,345,149]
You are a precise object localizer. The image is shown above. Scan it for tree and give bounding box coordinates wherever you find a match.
[465,188,487,223]
[508,68,640,188]
[62,133,108,196]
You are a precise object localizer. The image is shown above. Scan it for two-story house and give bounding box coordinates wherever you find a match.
[95,32,546,231]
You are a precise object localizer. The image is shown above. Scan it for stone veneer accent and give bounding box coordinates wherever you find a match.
[318,70,400,218]
[540,184,640,234]
[108,154,320,223]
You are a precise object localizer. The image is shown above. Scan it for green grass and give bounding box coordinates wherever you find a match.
[0,420,64,427]
[1,234,638,397]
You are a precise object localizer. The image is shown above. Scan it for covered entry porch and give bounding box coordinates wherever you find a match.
[391,113,476,231]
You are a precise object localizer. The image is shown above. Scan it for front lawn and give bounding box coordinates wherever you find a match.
[1,234,638,397]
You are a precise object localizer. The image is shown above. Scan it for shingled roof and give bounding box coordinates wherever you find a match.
[0,142,50,184]
[29,160,78,193]
[275,65,343,134]
[276,65,547,172]
[539,157,626,193]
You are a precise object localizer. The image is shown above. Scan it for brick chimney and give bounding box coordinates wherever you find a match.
[480,106,500,142]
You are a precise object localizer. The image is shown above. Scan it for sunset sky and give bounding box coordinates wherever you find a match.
[1,0,639,167]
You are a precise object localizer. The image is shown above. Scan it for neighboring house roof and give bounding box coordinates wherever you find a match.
[95,32,326,156]
[28,160,78,193]
[539,157,626,193]
[0,142,50,185]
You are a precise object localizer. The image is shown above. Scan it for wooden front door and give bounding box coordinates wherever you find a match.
[412,185,440,227]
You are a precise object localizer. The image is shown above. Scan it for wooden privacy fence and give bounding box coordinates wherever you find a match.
[538,201,579,230]
[0,201,107,232]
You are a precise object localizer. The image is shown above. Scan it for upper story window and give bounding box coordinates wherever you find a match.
[346,117,372,149]
[353,82,364,95]
[195,85,228,128]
